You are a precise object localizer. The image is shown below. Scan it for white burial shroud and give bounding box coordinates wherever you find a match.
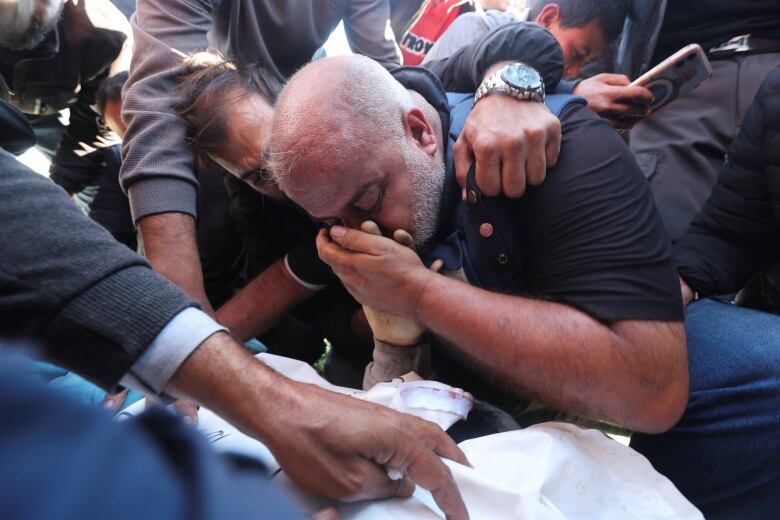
[120,353,703,519]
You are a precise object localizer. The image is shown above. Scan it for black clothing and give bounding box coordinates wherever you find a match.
[0,148,195,390]
[424,22,564,94]
[0,0,130,193]
[674,66,780,311]
[652,0,780,65]
[88,145,138,250]
[617,0,780,79]
[387,68,682,409]
[428,91,683,324]
[0,99,35,154]
[89,153,246,308]
[0,0,131,194]
[0,102,195,389]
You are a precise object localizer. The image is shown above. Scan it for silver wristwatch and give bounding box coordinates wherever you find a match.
[474,63,545,105]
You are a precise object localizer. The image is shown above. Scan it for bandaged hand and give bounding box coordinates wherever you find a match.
[359,221,441,346]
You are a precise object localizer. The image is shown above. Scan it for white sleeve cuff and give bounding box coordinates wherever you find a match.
[119,307,226,395]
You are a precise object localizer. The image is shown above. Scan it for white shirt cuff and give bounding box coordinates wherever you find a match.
[119,307,226,395]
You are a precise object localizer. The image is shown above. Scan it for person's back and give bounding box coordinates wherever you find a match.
[674,66,780,313]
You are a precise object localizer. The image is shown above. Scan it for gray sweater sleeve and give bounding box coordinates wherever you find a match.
[344,0,401,69]
[422,11,517,64]
[0,151,197,390]
[121,0,400,223]
[119,0,214,222]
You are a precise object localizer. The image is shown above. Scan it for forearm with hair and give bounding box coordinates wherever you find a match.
[415,274,688,433]
[217,259,314,342]
[137,212,215,315]
[166,331,300,441]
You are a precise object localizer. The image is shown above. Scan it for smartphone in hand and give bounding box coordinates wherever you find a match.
[616,44,713,124]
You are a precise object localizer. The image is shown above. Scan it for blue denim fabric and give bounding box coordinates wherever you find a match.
[631,298,780,519]
[0,360,299,519]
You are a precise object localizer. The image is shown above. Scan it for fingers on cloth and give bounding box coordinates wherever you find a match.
[401,444,469,520]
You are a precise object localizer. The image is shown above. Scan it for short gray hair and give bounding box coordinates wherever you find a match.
[268,55,412,195]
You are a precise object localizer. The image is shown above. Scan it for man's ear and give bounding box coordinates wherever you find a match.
[403,107,437,157]
[535,3,561,29]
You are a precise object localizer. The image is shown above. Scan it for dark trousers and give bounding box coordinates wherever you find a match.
[631,52,780,242]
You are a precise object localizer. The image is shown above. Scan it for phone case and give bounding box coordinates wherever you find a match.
[632,44,713,113]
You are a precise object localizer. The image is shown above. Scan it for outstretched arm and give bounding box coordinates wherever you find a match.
[121,0,214,309]
[168,331,469,519]
[0,150,469,519]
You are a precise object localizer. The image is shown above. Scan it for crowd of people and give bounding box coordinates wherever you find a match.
[1,0,780,518]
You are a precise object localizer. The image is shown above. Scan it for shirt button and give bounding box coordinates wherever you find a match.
[467,190,478,204]
[479,223,493,237]
[497,253,508,265]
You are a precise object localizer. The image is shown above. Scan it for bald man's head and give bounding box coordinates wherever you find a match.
[269,55,446,250]
[270,56,411,194]
[0,0,63,50]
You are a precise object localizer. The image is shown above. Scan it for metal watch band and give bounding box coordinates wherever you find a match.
[473,68,545,105]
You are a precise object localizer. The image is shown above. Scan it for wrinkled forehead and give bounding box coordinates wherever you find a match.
[280,155,378,219]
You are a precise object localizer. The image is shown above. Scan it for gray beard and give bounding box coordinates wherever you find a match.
[9,2,62,51]
[407,151,445,256]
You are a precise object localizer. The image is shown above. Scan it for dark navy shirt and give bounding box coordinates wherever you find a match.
[396,68,684,324]
[395,68,684,404]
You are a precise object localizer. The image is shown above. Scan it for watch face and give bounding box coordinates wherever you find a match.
[501,64,542,90]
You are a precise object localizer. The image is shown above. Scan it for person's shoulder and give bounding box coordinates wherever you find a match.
[524,101,650,208]
[483,10,519,28]
[558,99,610,133]
[556,101,633,165]
[760,66,780,94]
